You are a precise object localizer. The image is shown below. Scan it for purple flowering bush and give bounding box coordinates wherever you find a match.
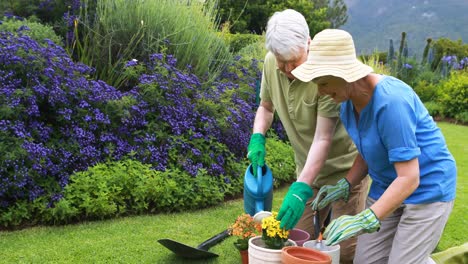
[0,32,140,224]
[124,53,259,183]
[0,31,293,227]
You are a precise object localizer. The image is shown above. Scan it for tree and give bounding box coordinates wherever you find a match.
[212,0,346,36]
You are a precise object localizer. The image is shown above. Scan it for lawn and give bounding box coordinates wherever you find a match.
[0,122,466,263]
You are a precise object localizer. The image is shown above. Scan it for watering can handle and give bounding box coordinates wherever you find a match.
[255,166,264,212]
[257,166,263,195]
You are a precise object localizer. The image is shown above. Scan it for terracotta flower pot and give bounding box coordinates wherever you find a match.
[288,228,310,246]
[281,246,331,264]
[240,249,249,264]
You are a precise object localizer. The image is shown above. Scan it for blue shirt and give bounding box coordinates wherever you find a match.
[341,76,456,204]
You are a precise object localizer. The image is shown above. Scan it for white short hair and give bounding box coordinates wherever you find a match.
[265,9,309,60]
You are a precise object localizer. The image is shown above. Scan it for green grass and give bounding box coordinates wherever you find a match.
[434,122,468,252]
[0,122,466,263]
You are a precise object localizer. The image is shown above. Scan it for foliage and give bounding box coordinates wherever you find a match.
[213,0,342,36]
[0,0,41,19]
[126,53,258,178]
[398,57,420,86]
[261,211,289,249]
[68,0,231,89]
[46,159,226,224]
[424,101,443,118]
[360,52,392,76]
[431,38,468,71]
[435,71,468,120]
[0,0,74,24]
[0,16,62,45]
[0,31,278,227]
[229,213,262,251]
[413,80,438,102]
[421,38,433,65]
[412,67,441,102]
[265,135,295,187]
[221,32,262,53]
[235,37,267,63]
[0,32,133,213]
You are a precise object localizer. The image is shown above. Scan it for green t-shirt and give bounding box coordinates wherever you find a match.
[260,52,357,187]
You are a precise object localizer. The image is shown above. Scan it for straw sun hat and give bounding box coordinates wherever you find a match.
[292,29,373,83]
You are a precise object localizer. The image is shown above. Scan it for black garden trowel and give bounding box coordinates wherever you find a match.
[158,229,230,259]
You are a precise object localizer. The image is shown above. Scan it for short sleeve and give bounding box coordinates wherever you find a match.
[376,94,421,163]
[260,53,273,103]
[317,94,340,118]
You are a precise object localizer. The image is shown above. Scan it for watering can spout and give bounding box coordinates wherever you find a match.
[243,164,273,216]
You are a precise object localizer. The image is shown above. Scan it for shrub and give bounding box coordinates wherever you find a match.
[265,136,295,187]
[413,79,438,102]
[42,143,292,224]
[123,53,260,181]
[424,101,443,117]
[436,71,468,120]
[222,33,263,53]
[431,38,468,71]
[0,16,63,45]
[0,32,143,215]
[0,0,75,25]
[42,159,226,224]
[235,37,267,65]
[455,111,468,124]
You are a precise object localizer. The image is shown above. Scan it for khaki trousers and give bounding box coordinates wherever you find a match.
[295,176,370,264]
[354,197,454,264]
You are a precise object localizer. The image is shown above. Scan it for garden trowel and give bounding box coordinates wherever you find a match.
[158,229,229,259]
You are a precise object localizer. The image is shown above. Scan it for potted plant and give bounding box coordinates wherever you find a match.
[229,213,262,264]
[248,211,297,263]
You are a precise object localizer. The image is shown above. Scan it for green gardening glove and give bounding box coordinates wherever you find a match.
[247,133,266,176]
[311,178,351,211]
[277,182,314,230]
[323,208,380,246]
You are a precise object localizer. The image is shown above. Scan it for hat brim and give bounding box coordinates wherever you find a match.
[292,61,373,83]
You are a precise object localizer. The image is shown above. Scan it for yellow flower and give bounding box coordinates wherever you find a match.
[261,211,290,249]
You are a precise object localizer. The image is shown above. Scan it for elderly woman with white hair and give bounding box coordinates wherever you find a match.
[293,29,457,264]
[247,9,369,263]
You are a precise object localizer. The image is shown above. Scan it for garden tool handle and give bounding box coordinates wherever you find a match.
[314,210,321,239]
[197,229,230,250]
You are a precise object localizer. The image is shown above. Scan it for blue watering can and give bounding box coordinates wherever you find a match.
[243,164,273,216]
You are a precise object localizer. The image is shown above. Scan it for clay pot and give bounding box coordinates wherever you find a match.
[288,228,310,246]
[240,249,249,264]
[281,246,331,264]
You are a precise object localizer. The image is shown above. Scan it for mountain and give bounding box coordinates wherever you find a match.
[341,0,468,57]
